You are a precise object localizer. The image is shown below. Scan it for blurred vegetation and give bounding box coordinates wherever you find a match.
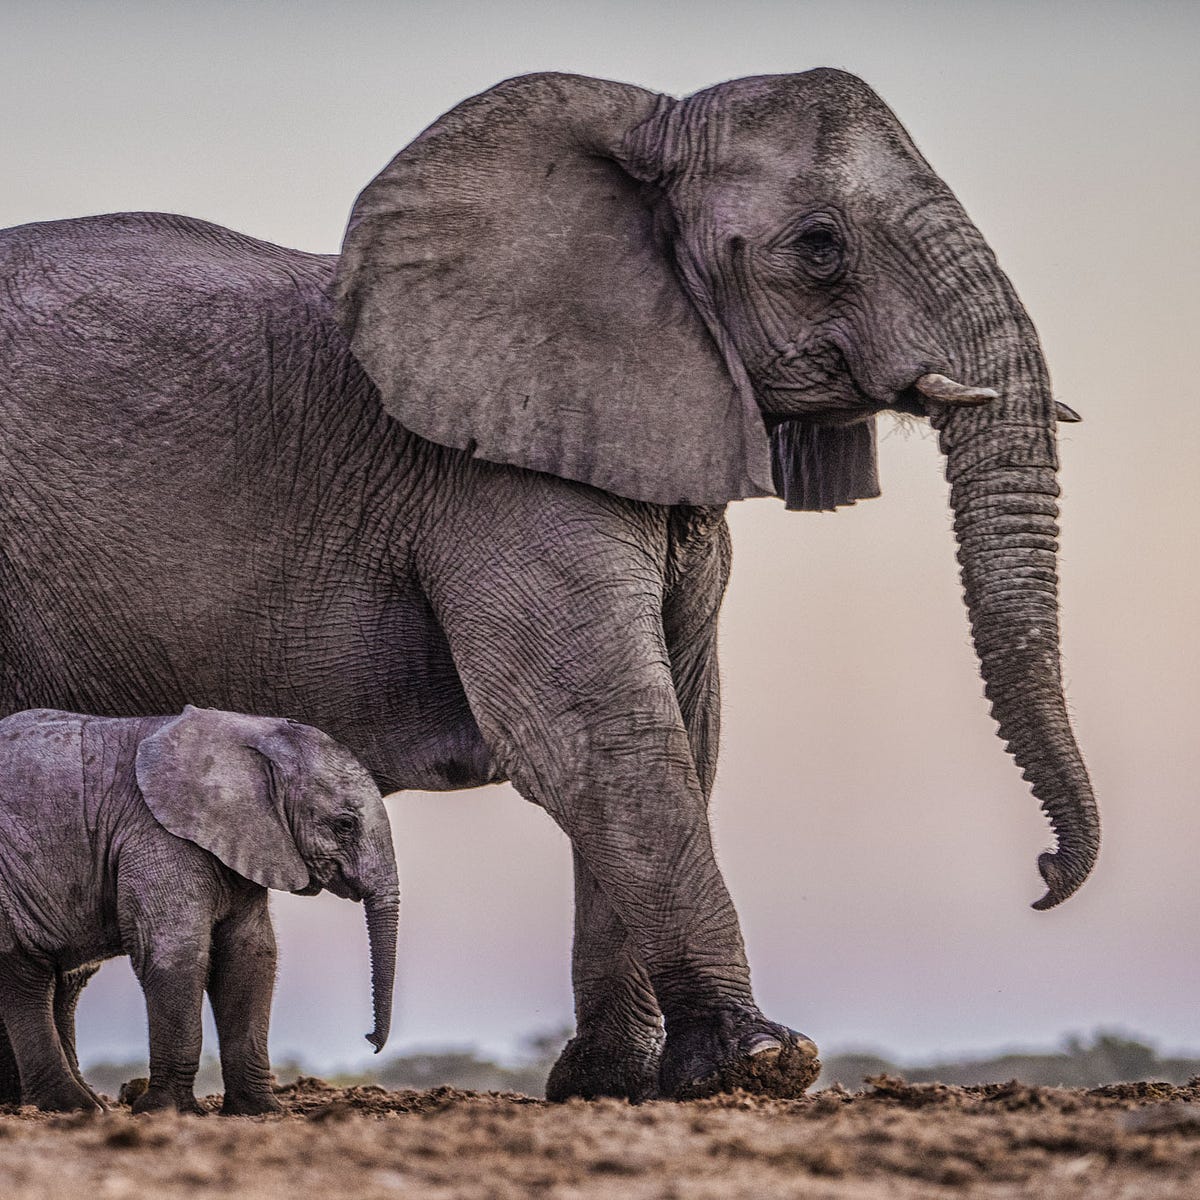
[816,1032,1200,1090]
[82,1029,1200,1101]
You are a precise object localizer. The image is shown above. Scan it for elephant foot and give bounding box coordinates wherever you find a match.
[131,1084,203,1115]
[221,1090,283,1116]
[659,1009,820,1100]
[545,1029,664,1103]
[25,1079,105,1113]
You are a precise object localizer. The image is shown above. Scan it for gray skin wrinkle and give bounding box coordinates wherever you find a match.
[0,708,398,1114]
[0,68,1096,1104]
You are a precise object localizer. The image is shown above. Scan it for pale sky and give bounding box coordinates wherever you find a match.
[3,0,1197,1069]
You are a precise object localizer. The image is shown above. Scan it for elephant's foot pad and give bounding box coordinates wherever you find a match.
[663,1022,821,1101]
[545,1032,664,1103]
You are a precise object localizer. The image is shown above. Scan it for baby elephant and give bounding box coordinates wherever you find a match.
[0,705,399,1114]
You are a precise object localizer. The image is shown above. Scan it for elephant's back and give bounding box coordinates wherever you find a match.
[0,211,336,304]
[0,211,378,493]
[0,212,337,368]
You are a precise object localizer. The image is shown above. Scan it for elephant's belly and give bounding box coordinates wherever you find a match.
[0,564,502,796]
[249,588,505,795]
[372,709,504,795]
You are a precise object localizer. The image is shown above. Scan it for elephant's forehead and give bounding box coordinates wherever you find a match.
[685,69,927,201]
[685,142,925,241]
[306,743,381,799]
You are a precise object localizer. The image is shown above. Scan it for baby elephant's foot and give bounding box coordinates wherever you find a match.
[221,1090,282,1116]
[131,1085,203,1115]
[27,1079,105,1113]
[545,1029,664,1103]
[659,1008,820,1100]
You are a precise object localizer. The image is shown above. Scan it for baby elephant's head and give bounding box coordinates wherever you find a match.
[134,705,399,1053]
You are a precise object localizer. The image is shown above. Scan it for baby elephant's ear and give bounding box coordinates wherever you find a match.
[134,706,309,892]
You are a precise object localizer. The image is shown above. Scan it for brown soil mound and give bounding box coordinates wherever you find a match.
[3,1075,1200,1198]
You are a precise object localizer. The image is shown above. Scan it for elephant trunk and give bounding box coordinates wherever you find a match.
[928,292,1099,909]
[362,889,399,1052]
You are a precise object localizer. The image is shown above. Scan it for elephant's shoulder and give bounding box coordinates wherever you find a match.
[0,708,85,757]
[0,709,86,800]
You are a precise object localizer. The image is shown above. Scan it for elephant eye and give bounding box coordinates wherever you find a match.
[791,219,846,280]
[329,813,359,837]
[798,228,837,251]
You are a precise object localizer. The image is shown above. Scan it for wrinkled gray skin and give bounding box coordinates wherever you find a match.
[0,70,1098,1102]
[0,706,398,1114]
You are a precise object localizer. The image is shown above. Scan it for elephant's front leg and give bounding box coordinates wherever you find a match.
[125,925,210,1114]
[544,850,664,1102]
[547,572,729,1103]
[524,689,815,1099]
[208,891,282,1115]
[427,498,819,1100]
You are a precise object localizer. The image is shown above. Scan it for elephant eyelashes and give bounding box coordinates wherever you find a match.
[329,814,359,837]
[787,217,847,282]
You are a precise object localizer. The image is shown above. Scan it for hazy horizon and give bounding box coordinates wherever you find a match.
[3,0,1197,1072]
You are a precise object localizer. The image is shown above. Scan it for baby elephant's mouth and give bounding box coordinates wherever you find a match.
[322,862,358,900]
[292,859,356,899]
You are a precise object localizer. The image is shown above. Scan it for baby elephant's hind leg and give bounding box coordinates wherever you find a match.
[0,954,101,1111]
[208,892,281,1116]
[54,965,105,1108]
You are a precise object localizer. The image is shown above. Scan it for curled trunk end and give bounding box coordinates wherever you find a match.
[363,892,399,1052]
[947,465,1100,908]
[929,329,1100,909]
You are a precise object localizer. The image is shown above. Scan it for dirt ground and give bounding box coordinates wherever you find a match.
[4,1076,1200,1199]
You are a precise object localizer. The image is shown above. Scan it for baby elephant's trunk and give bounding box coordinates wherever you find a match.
[363,890,399,1053]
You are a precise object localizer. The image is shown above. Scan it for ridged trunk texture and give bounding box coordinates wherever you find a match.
[362,891,400,1051]
[928,276,1099,909]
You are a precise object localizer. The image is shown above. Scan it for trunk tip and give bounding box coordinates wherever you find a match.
[365,1030,388,1054]
[1030,847,1095,911]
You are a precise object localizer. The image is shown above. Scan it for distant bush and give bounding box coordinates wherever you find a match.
[817,1031,1200,1090]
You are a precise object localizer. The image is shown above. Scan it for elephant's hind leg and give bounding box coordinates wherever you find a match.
[0,955,101,1111]
[54,964,105,1108]
[545,850,664,1102]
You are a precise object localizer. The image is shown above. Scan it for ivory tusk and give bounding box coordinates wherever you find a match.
[1054,400,1082,423]
[914,372,999,406]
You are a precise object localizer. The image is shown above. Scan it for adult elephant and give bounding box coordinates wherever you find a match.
[0,70,1097,1101]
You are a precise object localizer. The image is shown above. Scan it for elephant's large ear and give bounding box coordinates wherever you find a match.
[134,706,309,892]
[333,72,773,507]
[769,417,882,512]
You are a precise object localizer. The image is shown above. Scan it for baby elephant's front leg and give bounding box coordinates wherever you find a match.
[208,891,281,1116]
[128,929,210,1114]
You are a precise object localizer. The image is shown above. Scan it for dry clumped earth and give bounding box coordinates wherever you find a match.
[5,1076,1200,1199]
